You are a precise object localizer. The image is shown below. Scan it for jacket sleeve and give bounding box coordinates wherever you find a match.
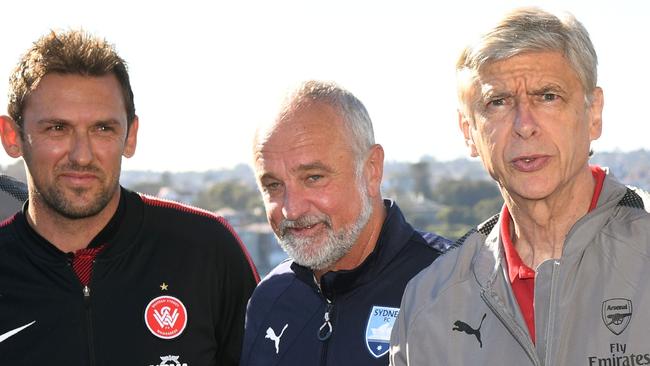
[389,284,413,366]
[213,219,260,366]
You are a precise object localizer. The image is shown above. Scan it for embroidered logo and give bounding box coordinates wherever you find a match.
[0,321,36,343]
[149,355,188,366]
[602,298,632,335]
[145,295,188,339]
[265,324,288,354]
[365,306,399,358]
[452,313,486,348]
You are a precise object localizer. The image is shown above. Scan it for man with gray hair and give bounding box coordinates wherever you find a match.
[241,80,450,365]
[390,7,650,365]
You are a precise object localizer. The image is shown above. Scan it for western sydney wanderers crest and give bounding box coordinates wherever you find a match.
[365,306,399,358]
[145,295,188,339]
[602,298,632,335]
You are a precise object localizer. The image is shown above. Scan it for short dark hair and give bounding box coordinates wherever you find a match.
[7,29,136,129]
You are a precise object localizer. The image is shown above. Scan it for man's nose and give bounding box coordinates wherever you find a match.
[281,185,309,220]
[68,131,94,166]
[513,99,539,139]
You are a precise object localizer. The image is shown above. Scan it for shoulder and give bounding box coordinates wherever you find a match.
[0,175,27,201]
[253,260,299,296]
[129,190,260,280]
[412,229,453,254]
[400,214,498,321]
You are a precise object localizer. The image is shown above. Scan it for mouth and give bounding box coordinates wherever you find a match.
[59,172,99,186]
[511,155,550,172]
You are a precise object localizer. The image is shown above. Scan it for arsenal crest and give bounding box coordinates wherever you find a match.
[602,298,632,335]
[145,295,188,339]
[365,306,399,358]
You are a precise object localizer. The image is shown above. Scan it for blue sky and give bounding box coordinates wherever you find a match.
[1,0,648,172]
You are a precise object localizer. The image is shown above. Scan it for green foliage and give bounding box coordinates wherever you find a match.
[193,180,263,212]
[433,179,500,207]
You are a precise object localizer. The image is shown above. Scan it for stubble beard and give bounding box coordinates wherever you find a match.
[27,158,120,220]
[276,185,374,271]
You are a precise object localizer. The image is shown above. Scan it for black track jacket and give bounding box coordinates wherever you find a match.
[0,188,259,365]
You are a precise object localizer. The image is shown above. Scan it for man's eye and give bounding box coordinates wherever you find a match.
[264,182,281,191]
[49,124,65,131]
[96,124,115,132]
[542,93,559,101]
[307,175,323,182]
[487,98,506,107]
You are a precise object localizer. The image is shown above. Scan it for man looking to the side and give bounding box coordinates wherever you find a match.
[241,80,450,365]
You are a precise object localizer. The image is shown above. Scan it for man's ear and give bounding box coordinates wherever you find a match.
[458,110,479,158]
[0,116,23,158]
[123,116,139,158]
[588,87,604,141]
[364,144,384,198]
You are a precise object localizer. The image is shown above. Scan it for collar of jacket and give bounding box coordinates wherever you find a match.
[291,199,416,299]
[471,172,630,290]
[12,187,143,264]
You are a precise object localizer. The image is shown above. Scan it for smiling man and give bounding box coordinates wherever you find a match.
[0,30,258,365]
[390,7,650,366]
[240,80,450,365]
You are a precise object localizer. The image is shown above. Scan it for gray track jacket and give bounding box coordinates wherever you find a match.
[390,174,650,366]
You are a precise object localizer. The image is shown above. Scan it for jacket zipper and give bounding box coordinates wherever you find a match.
[314,275,334,366]
[84,283,97,366]
[69,255,97,366]
[543,260,561,365]
[480,290,540,366]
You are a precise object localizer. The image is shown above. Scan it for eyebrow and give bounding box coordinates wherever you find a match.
[257,161,335,182]
[292,161,334,174]
[528,84,565,95]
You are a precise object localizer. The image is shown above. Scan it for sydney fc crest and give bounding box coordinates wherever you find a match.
[602,298,632,335]
[365,306,399,358]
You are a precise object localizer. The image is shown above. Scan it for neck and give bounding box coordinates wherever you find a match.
[27,189,121,253]
[505,167,595,269]
[314,199,386,279]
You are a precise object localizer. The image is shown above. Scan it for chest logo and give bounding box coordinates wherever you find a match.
[265,324,288,354]
[149,355,188,366]
[365,306,399,358]
[452,313,486,348]
[145,295,188,339]
[602,298,632,335]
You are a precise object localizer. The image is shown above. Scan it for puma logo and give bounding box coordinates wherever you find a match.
[265,324,288,354]
[452,313,486,348]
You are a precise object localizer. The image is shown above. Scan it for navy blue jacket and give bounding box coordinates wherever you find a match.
[240,200,451,365]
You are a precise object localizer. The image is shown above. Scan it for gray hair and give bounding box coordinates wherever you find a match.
[279,80,375,166]
[457,7,598,115]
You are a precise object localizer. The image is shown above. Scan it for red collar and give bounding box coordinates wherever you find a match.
[502,165,606,282]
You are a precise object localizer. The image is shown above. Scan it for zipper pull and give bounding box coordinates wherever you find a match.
[83,285,91,297]
[318,300,333,341]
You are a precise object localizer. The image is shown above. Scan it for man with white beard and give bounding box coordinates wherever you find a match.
[240,80,451,366]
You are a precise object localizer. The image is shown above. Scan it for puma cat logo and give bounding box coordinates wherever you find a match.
[265,324,288,354]
[452,313,486,348]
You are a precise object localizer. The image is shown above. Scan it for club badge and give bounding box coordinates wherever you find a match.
[365,306,399,358]
[602,298,632,335]
[145,295,188,339]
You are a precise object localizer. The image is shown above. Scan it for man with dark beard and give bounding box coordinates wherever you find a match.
[240,80,451,365]
[0,30,258,365]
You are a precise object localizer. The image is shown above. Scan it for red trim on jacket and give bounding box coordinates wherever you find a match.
[139,194,261,283]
